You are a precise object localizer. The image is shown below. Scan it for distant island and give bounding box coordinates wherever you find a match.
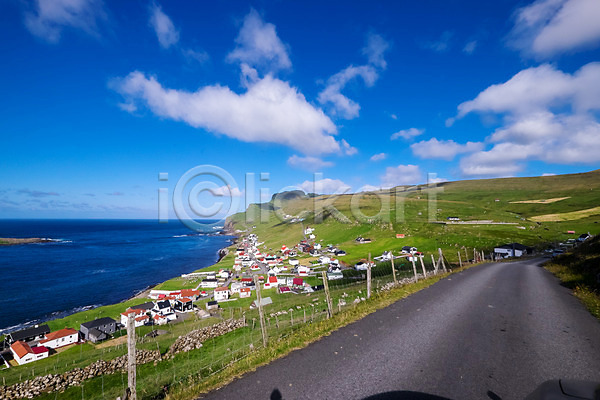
[0,237,52,246]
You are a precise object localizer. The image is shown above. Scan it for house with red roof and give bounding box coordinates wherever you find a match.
[180,289,200,300]
[263,275,279,289]
[173,297,194,312]
[120,309,147,328]
[240,287,251,298]
[10,341,49,365]
[39,328,79,349]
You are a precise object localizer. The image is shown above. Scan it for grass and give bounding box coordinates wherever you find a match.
[530,206,600,222]
[543,235,600,319]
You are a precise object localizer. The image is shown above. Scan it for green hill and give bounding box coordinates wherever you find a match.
[223,169,600,265]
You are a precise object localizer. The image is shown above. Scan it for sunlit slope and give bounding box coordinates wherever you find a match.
[224,170,600,264]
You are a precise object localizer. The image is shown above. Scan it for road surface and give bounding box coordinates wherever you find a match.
[200,259,600,400]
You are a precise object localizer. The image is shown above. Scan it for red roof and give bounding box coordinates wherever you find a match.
[240,287,251,292]
[293,278,303,286]
[278,286,291,292]
[40,328,78,343]
[32,346,49,354]
[11,341,32,358]
[215,287,229,292]
[241,278,253,282]
[178,297,192,302]
[181,289,200,297]
[135,315,149,322]
[121,309,144,317]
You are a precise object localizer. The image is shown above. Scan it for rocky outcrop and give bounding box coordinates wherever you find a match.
[0,350,160,400]
[167,319,246,357]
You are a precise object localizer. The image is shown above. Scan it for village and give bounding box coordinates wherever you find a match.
[1,223,591,370]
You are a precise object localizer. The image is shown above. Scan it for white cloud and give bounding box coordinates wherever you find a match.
[542,173,556,176]
[24,0,105,43]
[182,48,209,64]
[509,0,600,57]
[212,185,244,197]
[112,71,339,155]
[456,63,600,118]
[381,164,422,187]
[454,62,600,177]
[463,40,477,54]
[411,138,483,161]
[341,139,358,156]
[149,3,179,49]
[318,65,378,119]
[298,178,351,195]
[287,155,334,171]
[227,9,291,71]
[358,184,383,192]
[390,114,398,120]
[390,128,424,140]
[318,32,389,120]
[362,32,390,69]
[370,153,387,162]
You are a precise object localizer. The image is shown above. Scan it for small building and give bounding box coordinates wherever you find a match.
[80,318,117,343]
[264,275,279,289]
[494,243,533,258]
[230,281,243,294]
[206,300,219,310]
[214,287,230,302]
[447,217,460,221]
[200,278,219,288]
[131,302,155,312]
[152,300,172,316]
[6,324,50,345]
[297,265,311,276]
[327,271,344,280]
[292,277,304,288]
[153,314,168,326]
[39,328,79,349]
[173,298,194,312]
[120,309,146,328]
[180,289,200,300]
[240,287,252,298]
[278,286,292,294]
[10,341,49,365]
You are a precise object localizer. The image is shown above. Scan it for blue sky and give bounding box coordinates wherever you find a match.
[1,0,599,219]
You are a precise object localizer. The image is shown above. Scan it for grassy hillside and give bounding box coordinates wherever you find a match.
[221,170,600,267]
[544,235,600,319]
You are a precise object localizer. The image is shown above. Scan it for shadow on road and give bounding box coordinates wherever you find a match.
[269,389,452,400]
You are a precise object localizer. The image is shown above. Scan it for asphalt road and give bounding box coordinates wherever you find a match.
[200,259,600,400]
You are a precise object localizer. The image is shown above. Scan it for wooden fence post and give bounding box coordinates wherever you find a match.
[390,251,397,284]
[438,248,447,272]
[419,255,427,277]
[254,275,268,347]
[431,254,437,275]
[464,248,469,263]
[321,271,333,318]
[411,256,418,282]
[127,313,137,400]
[458,251,462,268]
[367,253,372,299]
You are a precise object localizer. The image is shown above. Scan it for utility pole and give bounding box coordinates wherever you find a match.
[390,251,397,284]
[254,275,268,347]
[322,271,333,318]
[126,313,137,400]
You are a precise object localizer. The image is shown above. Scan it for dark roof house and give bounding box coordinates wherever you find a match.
[80,317,117,343]
[7,325,50,344]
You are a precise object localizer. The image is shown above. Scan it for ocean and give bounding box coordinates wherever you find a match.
[0,219,233,334]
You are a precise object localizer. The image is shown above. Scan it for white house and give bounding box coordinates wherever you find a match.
[120,309,147,328]
[289,259,299,266]
[10,341,49,365]
[152,314,168,326]
[214,287,230,301]
[39,328,79,349]
[200,279,219,288]
[230,281,243,294]
[313,243,322,250]
[297,265,311,276]
[240,287,252,298]
[264,275,279,289]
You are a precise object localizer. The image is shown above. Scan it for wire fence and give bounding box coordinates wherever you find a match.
[0,253,474,400]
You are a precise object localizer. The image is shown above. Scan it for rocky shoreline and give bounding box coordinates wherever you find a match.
[0,238,53,246]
